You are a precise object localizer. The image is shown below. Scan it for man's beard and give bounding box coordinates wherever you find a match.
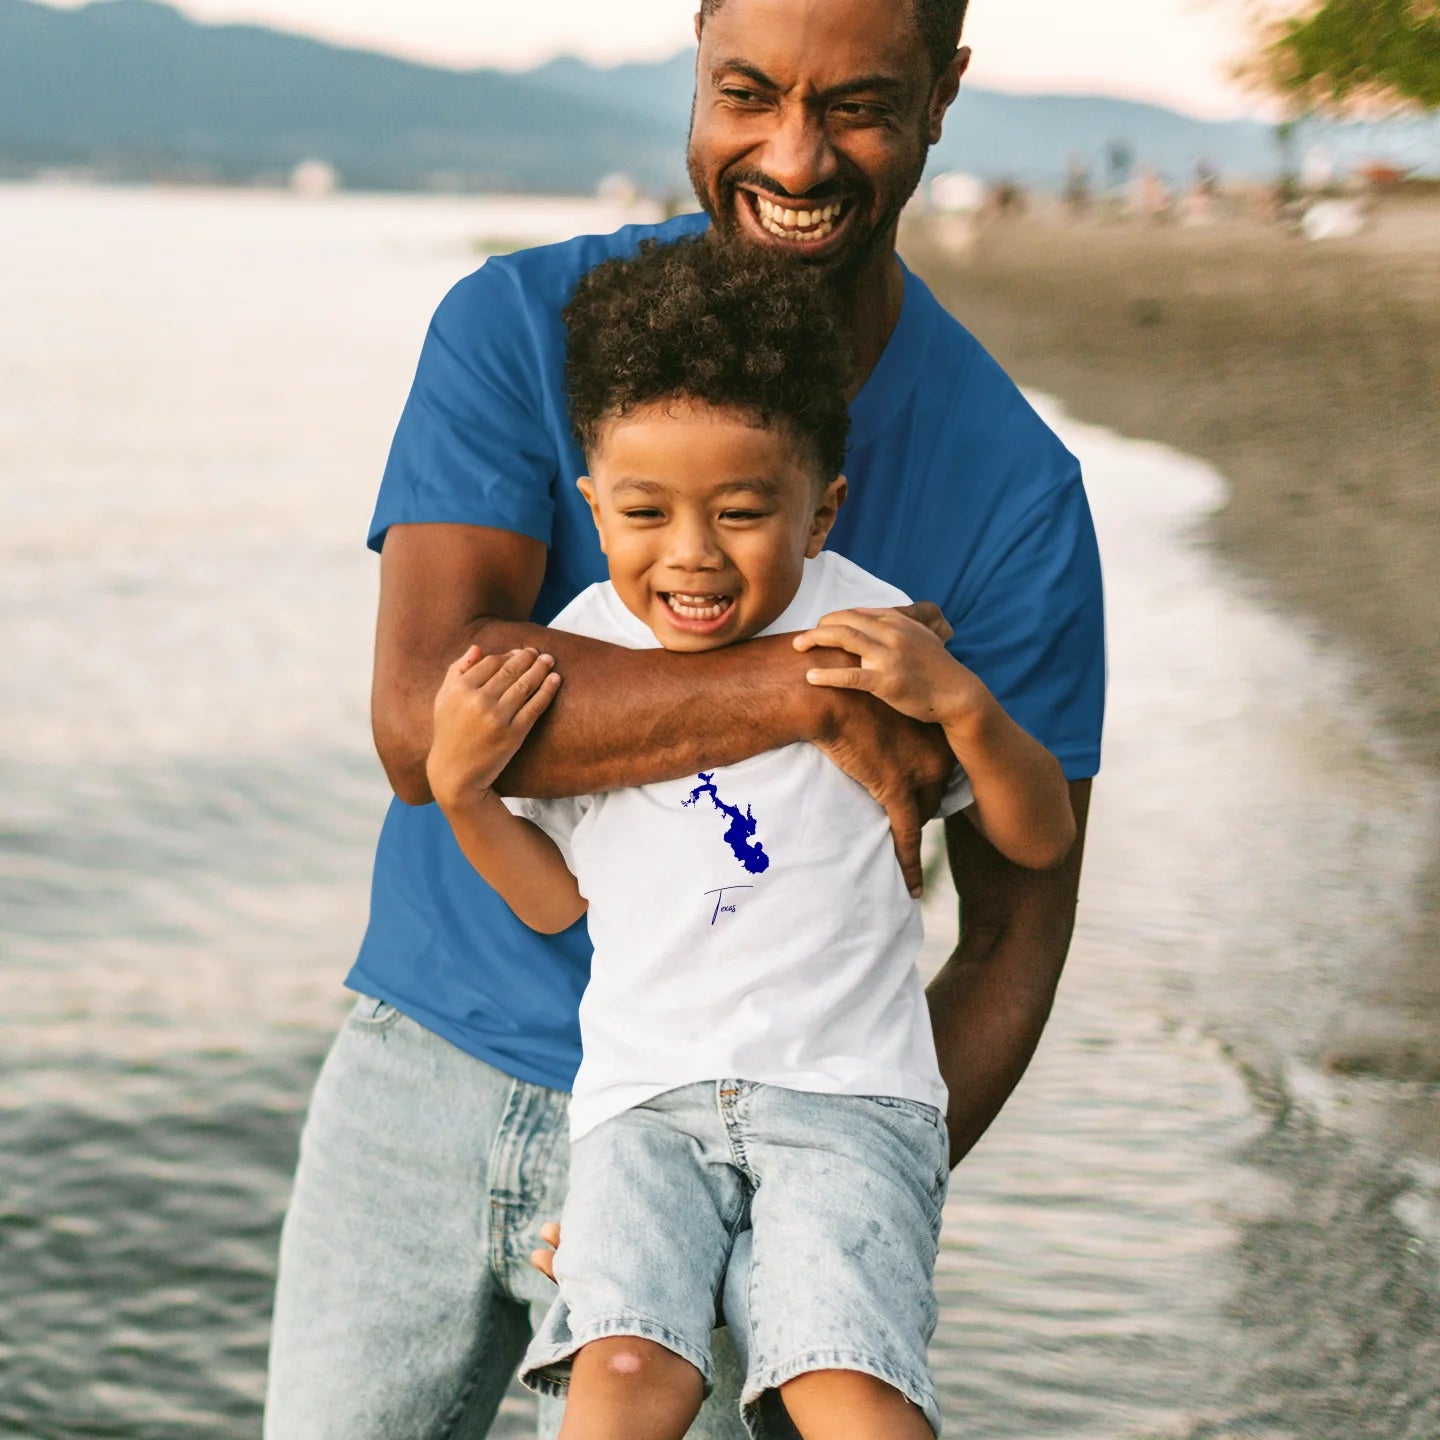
[685,133,929,295]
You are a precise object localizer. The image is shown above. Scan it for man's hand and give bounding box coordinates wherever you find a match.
[530,1221,561,1284]
[798,603,957,898]
[806,676,954,897]
[425,646,562,812]
[892,600,953,644]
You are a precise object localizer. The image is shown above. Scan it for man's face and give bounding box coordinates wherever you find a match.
[687,0,962,282]
[579,399,845,653]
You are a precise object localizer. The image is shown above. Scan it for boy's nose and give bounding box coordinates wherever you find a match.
[665,518,725,571]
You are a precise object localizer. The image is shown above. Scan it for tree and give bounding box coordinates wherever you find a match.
[1255,0,1440,110]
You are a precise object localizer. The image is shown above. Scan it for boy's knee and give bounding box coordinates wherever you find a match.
[582,1335,694,1385]
[600,1341,647,1377]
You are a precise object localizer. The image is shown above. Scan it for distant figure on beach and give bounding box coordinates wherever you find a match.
[1105,139,1135,196]
[683,772,771,875]
[1064,153,1092,217]
[1132,164,1173,222]
[264,1,1106,1436]
[426,238,1076,1438]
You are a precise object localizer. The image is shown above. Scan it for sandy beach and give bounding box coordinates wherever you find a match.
[906,195,1440,764]
[906,195,1440,1112]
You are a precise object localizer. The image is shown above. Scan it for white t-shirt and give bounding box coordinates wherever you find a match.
[508,551,972,1141]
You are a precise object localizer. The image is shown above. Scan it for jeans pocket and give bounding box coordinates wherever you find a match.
[860,1096,950,1213]
[345,992,406,1034]
[863,1094,945,1130]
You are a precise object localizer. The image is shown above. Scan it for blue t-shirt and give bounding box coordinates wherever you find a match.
[350,214,1106,1091]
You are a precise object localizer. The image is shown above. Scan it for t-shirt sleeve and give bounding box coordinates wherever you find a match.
[368,260,559,552]
[502,794,589,875]
[951,463,1106,782]
[937,765,974,818]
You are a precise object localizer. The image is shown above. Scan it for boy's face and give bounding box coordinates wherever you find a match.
[579,399,846,652]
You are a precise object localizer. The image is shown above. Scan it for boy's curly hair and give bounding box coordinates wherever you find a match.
[563,237,851,479]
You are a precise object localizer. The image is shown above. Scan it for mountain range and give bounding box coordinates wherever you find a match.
[2,0,1432,193]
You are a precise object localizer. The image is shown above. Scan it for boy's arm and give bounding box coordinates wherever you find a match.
[372,523,956,895]
[426,644,586,935]
[794,607,1076,870]
[443,797,586,935]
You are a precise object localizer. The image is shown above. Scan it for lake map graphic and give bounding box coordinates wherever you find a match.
[683,771,770,874]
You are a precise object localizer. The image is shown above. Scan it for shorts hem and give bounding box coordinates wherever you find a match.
[520,1315,714,1397]
[743,1349,939,1437]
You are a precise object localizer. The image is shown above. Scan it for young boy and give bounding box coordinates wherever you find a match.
[425,238,1075,1440]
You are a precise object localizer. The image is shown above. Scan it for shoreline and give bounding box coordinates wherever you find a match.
[904,197,1440,769]
[905,199,1440,1143]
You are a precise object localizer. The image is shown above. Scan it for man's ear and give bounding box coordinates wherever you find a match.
[805,475,848,557]
[927,46,970,144]
[694,9,703,42]
[576,476,607,554]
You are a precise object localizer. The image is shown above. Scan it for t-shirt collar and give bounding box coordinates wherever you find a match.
[846,261,938,443]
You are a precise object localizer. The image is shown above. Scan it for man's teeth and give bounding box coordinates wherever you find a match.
[666,593,732,620]
[753,195,844,242]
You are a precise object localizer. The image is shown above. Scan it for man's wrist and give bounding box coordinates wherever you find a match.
[788,643,851,744]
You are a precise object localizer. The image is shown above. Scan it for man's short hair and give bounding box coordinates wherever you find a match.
[563,237,851,479]
[697,0,969,80]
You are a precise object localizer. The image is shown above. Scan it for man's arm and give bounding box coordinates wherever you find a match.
[371,523,956,893]
[927,778,1092,1167]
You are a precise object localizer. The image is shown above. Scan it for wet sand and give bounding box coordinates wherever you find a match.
[905,196,1440,1129]
[905,196,1440,765]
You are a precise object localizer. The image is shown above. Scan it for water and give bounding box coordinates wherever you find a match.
[2,183,1437,1440]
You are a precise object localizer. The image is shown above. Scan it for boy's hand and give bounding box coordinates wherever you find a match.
[794,607,985,727]
[426,646,561,811]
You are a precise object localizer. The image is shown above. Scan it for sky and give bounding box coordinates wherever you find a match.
[51,0,1267,119]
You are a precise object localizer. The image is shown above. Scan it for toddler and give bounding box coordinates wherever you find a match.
[426,238,1075,1439]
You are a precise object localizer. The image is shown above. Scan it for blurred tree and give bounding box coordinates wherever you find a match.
[1253,0,1440,110]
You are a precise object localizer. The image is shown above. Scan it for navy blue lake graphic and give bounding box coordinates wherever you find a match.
[683,771,770,874]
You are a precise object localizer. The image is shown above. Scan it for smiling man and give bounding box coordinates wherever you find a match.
[263,2,1104,1438]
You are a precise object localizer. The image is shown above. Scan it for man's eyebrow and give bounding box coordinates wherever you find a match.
[710,59,781,91]
[610,479,668,496]
[710,60,908,101]
[819,74,909,101]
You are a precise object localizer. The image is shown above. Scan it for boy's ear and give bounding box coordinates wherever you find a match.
[576,476,607,554]
[805,476,848,558]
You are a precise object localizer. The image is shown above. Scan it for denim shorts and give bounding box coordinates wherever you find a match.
[519,1080,949,1437]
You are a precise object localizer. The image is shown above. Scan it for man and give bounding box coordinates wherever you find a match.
[264,1,1104,1437]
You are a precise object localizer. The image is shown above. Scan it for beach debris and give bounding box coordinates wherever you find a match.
[925,172,985,255]
[929,171,985,215]
[1301,197,1367,240]
[289,159,338,197]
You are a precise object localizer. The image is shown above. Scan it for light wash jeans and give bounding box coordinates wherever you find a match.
[522,1082,948,1437]
[264,994,748,1440]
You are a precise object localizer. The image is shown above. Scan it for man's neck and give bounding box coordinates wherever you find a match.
[842,248,905,400]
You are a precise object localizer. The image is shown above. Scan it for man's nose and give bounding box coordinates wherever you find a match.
[758,102,838,199]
